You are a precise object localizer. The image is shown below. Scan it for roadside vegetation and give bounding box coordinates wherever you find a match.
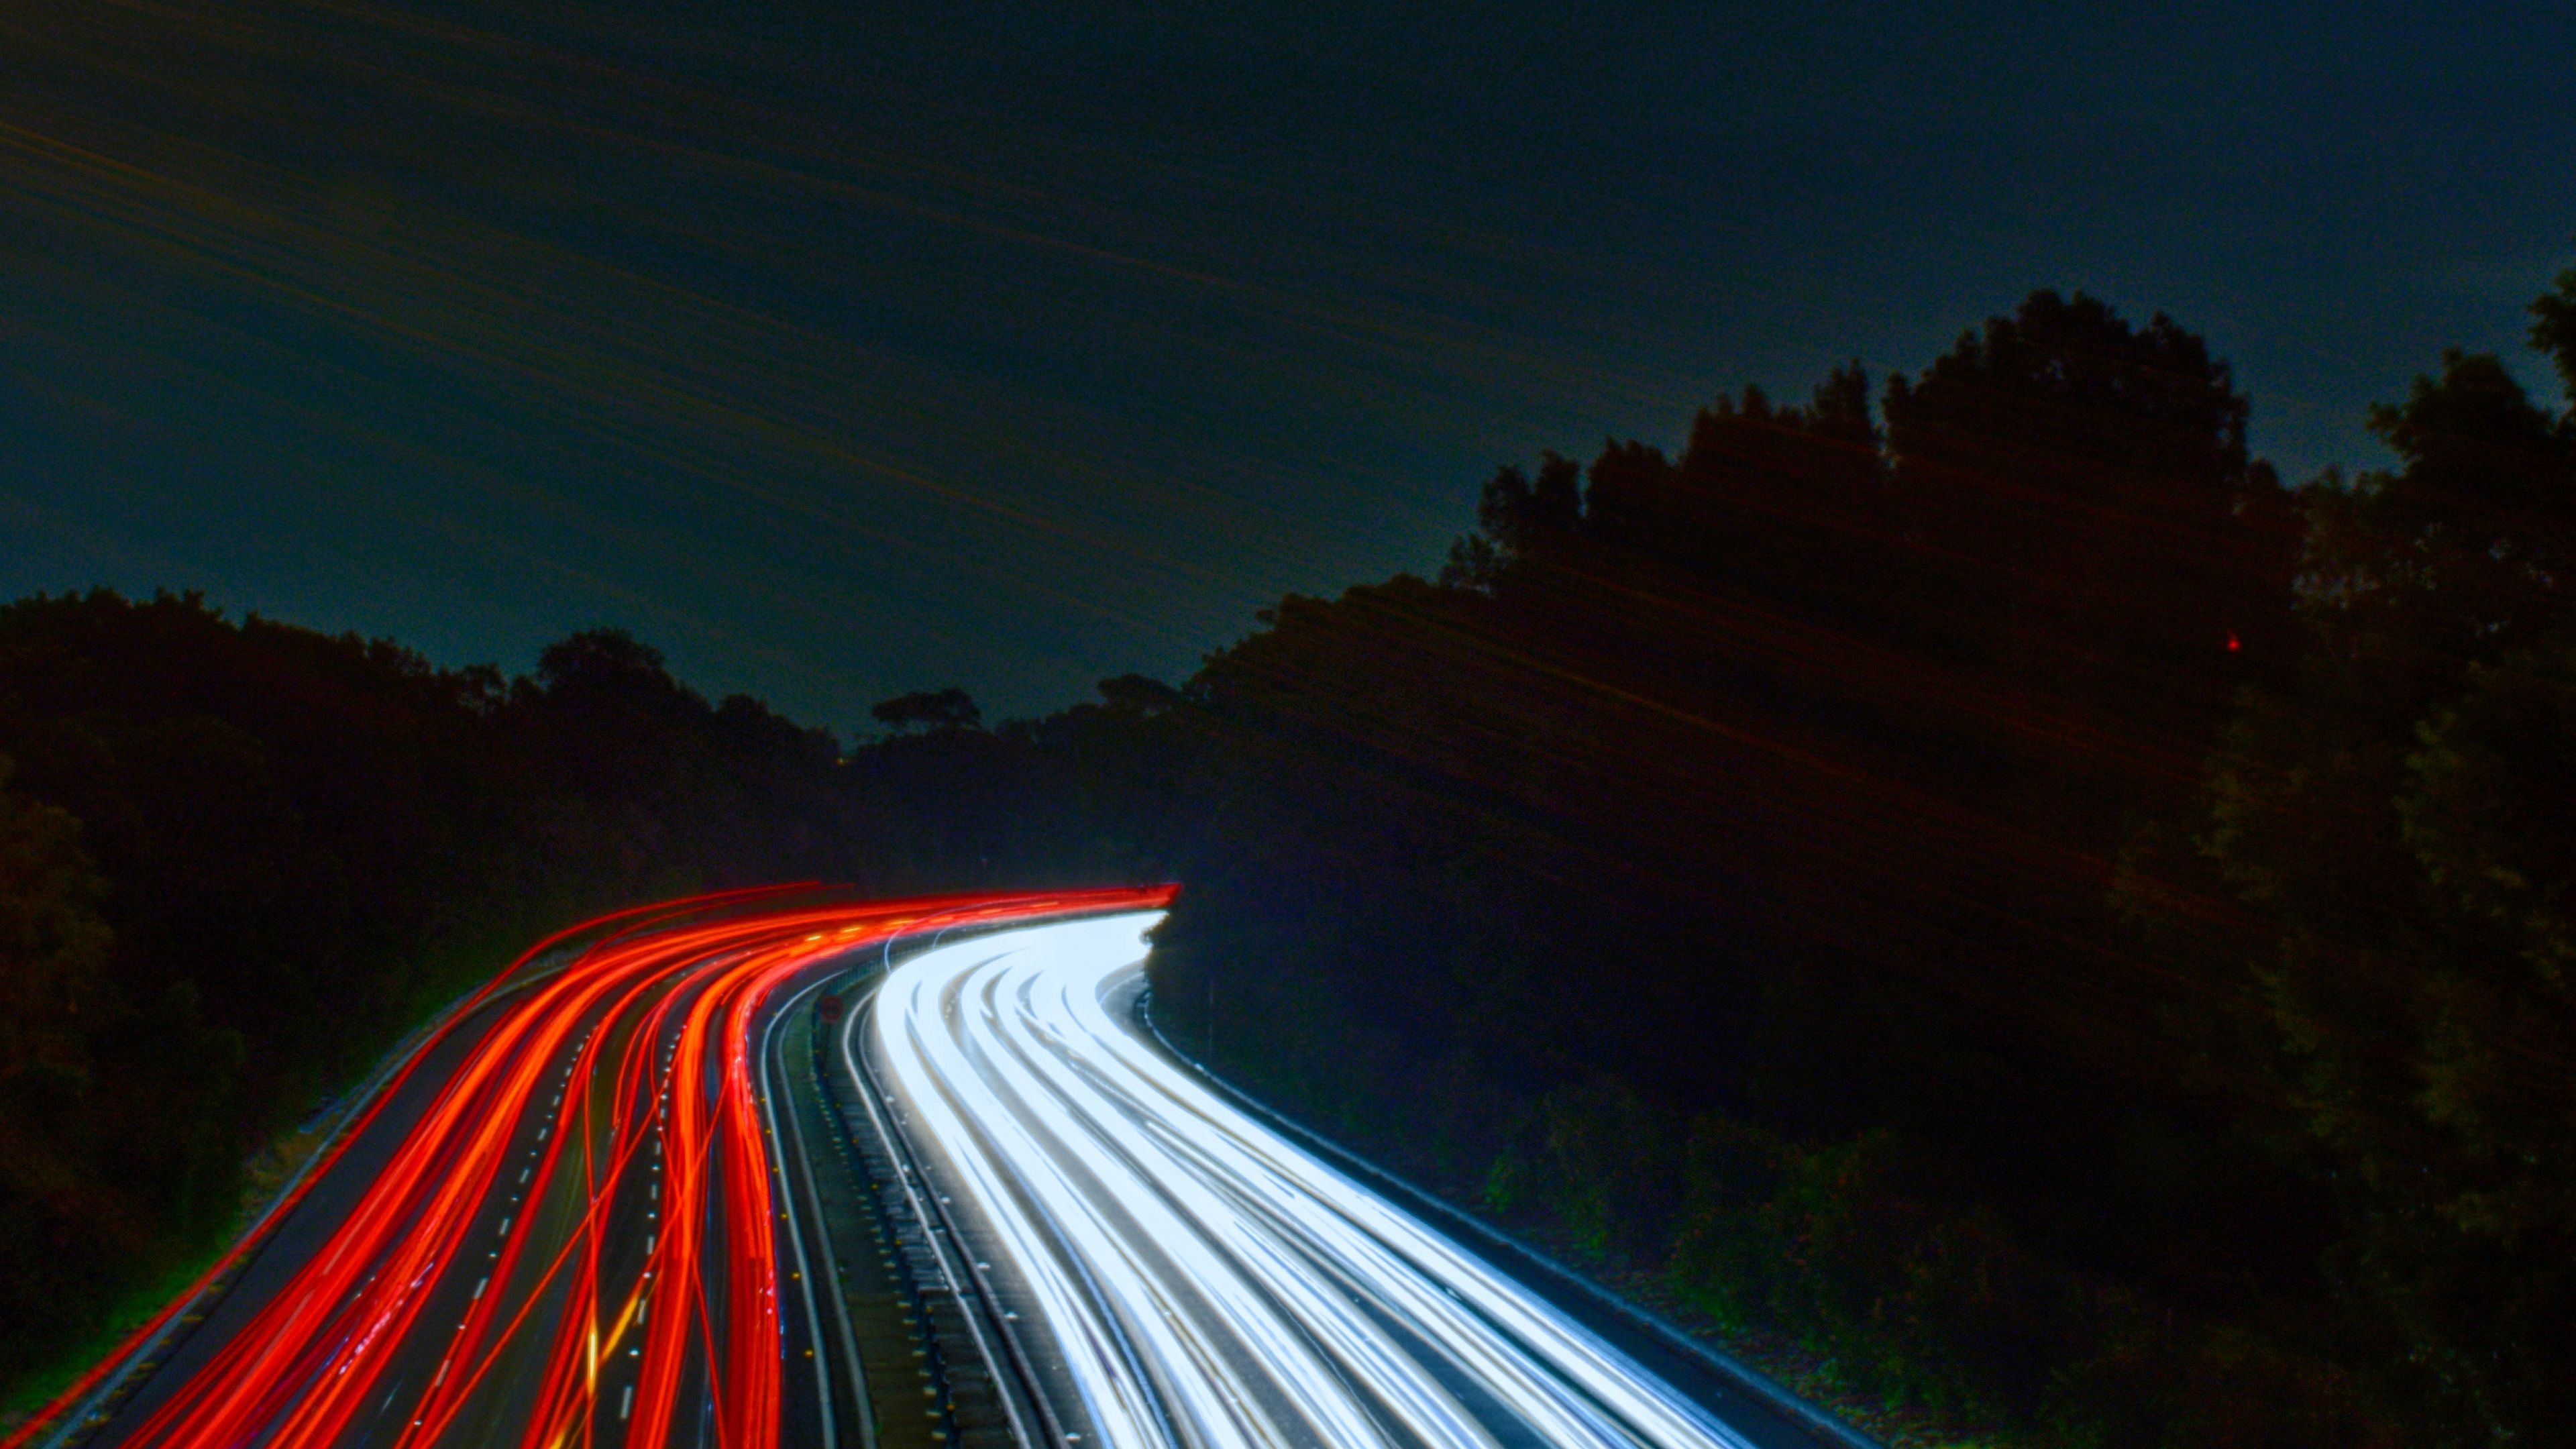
[0,608,850,1412]
[7,268,2574,1444]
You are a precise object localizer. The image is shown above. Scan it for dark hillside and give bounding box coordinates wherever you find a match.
[1099,281,2569,1444]
[0,596,853,1400]
[1124,294,2330,1443]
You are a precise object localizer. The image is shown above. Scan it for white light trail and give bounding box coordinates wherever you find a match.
[867,914,1756,1449]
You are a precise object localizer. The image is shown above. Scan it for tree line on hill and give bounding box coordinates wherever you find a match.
[5,270,2573,1444]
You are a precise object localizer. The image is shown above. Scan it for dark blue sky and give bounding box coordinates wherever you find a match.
[3,0,2570,725]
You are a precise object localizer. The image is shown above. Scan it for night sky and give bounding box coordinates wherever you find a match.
[2,0,2569,727]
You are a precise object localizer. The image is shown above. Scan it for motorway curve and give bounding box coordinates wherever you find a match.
[25,889,1821,1449]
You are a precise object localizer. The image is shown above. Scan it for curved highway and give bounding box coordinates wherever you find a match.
[23,889,1851,1449]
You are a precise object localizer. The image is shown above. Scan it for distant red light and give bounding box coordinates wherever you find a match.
[2226,632,2241,651]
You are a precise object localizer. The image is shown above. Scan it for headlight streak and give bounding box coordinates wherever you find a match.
[957,953,1390,1448]
[869,914,1758,1449]
[985,953,1494,1449]
[874,947,1180,1449]
[85,886,1170,1449]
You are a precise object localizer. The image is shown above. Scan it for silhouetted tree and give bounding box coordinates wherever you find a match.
[1093,674,1180,716]
[2180,272,2576,1440]
[869,687,983,734]
[1884,292,2299,798]
[1143,290,2341,1444]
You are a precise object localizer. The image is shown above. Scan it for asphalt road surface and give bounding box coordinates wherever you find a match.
[32,890,1862,1449]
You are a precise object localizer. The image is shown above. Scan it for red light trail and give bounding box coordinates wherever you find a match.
[14,885,1171,1449]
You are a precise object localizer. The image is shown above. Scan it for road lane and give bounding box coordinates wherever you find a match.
[861,913,1772,1449]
